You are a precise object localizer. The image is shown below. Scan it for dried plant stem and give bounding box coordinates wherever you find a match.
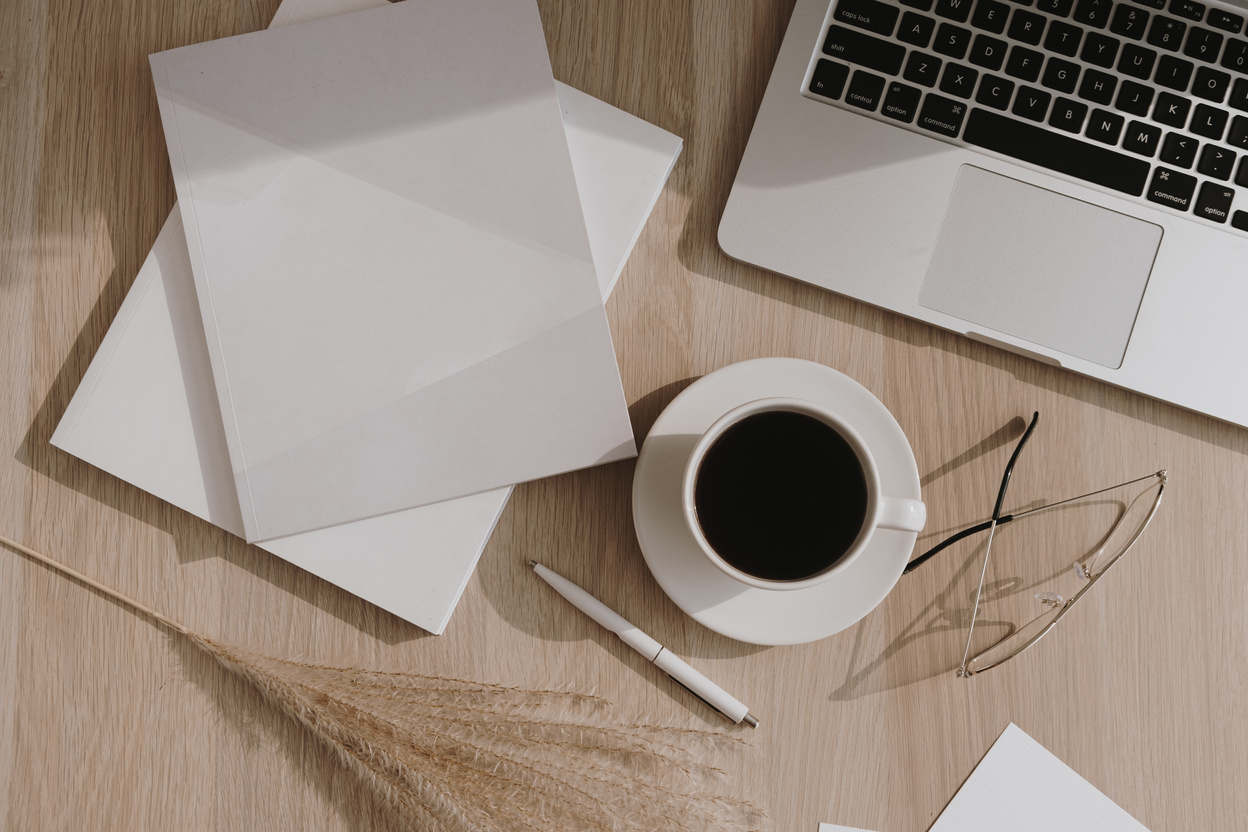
[0,532,188,633]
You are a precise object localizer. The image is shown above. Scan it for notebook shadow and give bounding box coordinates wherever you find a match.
[477,375,768,664]
[16,271,422,646]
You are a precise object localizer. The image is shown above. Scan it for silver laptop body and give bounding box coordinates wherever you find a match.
[721,0,1248,427]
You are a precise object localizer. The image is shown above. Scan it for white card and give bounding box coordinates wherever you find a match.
[930,723,1151,831]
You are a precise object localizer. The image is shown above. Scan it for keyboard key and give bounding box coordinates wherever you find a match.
[1146,166,1198,208]
[1184,27,1224,60]
[1238,156,1248,185]
[1229,114,1248,146]
[1050,96,1089,130]
[1147,15,1187,50]
[1156,55,1196,89]
[898,12,938,46]
[1124,119,1163,154]
[1193,66,1232,101]
[1013,84,1054,118]
[1221,38,1248,71]
[901,0,936,10]
[973,0,1011,32]
[970,34,1009,68]
[1111,5,1151,39]
[1045,21,1084,55]
[1191,102,1229,137]
[1035,0,1075,16]
[1194,181,1234,221]
[1006,46,1046,80]
[1231,78,1248,110]
[1008,9,1047,44]
[1043,57,1082,92]
[977,74,1017,107]
[1134,0,1167,9]
[1197,143,1237,177]
[1082,32,1122,66]
[1116,79,1156,114]
[905,51,945,86]
[1087,107,1126,141]
[1080,68,1119,102]
[809,59,851,99]
[1119,43,1159,77]
[936,0,974,22]
[963,108,1151,193]
[917,93,969,134]
[846,69,888,110]
[835,0,902,36]
[934,22,974,58]
[824,26,908,74]
[1160,131,1200,166]
[1208,9,1244,34]
[882,81,925,121]
[1232,209,1248,230]
[1074,0,1113,28]
[940,62,980,96]
[1169,0,1206,22]
[1155,91,1192,124]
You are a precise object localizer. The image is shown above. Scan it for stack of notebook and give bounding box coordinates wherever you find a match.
[52,0,682,634]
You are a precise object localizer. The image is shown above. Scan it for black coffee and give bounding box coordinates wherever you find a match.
[693,411,869,582]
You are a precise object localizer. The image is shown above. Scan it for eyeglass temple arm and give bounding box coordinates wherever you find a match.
[903,516,1015,574]
[904,412,1039,575]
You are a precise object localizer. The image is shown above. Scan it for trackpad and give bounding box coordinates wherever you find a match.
[919,166,1162,369]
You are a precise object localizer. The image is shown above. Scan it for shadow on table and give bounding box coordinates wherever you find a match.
[16,269,422,647]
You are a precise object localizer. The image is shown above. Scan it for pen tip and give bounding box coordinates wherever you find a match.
[527,560,538,570]
[742,713,759,728]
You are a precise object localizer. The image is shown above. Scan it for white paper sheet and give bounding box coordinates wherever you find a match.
[930,723,1151,831]
[52,0,681,633]
[149,0,636,542]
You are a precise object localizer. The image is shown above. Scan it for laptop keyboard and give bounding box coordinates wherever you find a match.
[803,0,1248,232]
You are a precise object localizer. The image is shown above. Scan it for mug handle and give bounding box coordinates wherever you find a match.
[877,496,926,533]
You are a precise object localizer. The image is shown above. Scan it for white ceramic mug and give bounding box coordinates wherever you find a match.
[681,397,926,591]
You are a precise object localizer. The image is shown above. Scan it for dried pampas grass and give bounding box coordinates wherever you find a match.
[3,533,767,832]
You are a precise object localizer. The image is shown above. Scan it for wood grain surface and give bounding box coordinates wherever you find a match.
[3,1,1246,830]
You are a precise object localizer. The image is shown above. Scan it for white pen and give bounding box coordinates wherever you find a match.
[528,561,759,728]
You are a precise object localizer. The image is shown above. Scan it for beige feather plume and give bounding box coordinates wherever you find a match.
[3,533,767,832]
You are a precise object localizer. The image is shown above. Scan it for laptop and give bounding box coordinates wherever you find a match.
[721,0,1248,427]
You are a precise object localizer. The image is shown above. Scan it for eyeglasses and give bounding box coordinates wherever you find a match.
[905,412,1167,678]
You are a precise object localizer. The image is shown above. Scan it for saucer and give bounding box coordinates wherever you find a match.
[631,358,921,646]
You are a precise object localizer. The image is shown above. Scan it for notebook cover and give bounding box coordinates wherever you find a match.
[149,0,636,542]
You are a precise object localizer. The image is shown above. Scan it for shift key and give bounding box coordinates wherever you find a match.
[823,25,907,76]
[833,0,901,36]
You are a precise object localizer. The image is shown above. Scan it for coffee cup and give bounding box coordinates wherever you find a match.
[681,397,925,591]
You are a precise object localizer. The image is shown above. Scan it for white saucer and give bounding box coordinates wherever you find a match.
[631,358,922,646]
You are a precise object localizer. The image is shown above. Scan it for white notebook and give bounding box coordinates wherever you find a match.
[149,0,636,542]
[53,0,682,634]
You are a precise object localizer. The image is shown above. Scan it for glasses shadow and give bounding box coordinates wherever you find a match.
[829,496,1131,700]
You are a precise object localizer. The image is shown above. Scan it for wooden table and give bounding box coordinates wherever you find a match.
[2,1,1245,829]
